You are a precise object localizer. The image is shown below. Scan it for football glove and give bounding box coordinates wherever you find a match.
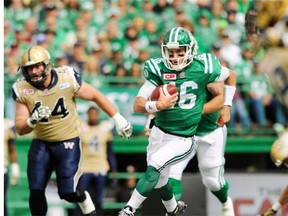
[10,163,20,186]
[112,113,132,139]
[27,105,51,128]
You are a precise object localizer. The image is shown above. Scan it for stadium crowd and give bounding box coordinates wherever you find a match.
[4,0,287,130]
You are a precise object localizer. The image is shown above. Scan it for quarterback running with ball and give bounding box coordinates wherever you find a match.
[118,27,236,216]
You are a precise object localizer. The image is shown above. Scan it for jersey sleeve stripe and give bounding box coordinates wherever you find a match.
[147,60,157,76]
[150,59,162,77]
[208,54,213,74]
[204,54,208,74]
[12,83,22,102]
[67,66,79,92]
[149,79,158,86]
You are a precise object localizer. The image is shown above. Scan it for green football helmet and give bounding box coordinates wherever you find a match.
[161,27,198,71]
[19,46,52,87]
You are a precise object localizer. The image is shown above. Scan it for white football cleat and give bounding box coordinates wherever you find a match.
[118,205,135,216]
[165,200,187,216]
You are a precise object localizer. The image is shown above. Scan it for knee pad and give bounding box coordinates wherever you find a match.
[202,176,221,191]
[200,166,224,191]
[155,167,169,189]
[145,166,160,182]
[59,189,86,203]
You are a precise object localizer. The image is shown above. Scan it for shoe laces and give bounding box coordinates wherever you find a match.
[119,206,135,216]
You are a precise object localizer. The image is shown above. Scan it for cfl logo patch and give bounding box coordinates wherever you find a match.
[63,142,74,149]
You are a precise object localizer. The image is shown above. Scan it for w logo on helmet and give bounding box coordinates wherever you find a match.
[63,142,74,149]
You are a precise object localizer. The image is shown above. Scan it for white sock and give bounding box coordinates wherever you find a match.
[162,195,177,213]
[127,189,146,210]
[272,201,281,212]
[78,191,96,214]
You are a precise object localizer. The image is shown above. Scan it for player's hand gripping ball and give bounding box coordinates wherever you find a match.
[150,84,177,101]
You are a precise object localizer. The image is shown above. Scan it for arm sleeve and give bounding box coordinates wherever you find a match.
[73,69,82,86]
[12,88,17,101]
[66,66,82,92]
[137,81,157,99]
[12,82,21,102]
[214,66,230,82]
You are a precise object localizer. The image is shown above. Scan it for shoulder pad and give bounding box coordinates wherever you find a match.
[55,65,74,74]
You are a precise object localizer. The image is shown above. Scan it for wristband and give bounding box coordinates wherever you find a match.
[145,101,158,113]
[271,201,281,212]
[27,118,36,128]
[11,163,20,176]
[111,112,122,122]
[224,85,236,106]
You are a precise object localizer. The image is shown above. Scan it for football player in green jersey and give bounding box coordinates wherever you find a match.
[12,46,132,216]
[145,81,235,216]
[118,27,236,216]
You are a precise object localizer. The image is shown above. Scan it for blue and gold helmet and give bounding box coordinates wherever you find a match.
[20,46,52,86]
[271,130,288,171]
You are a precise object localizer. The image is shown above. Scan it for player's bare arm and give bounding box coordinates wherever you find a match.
[202,82,224,114]
[279,185,288,206]
[217,105,231,127]
[216,69,236,126]
[75,81,132,139]
[225,69,237,87]
[75,81,118,118]
[14,101,35,135]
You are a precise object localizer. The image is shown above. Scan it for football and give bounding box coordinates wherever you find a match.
[150,84,178,101]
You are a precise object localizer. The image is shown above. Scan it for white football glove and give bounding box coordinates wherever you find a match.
[27,105,52,128]
[112,113,132,139]
[10,163,20,186]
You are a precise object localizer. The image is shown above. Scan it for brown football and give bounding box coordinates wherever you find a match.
[150,84,177,101]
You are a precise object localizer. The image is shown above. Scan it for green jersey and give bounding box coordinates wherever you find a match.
[196,90,220,136]
[143,53,221,137]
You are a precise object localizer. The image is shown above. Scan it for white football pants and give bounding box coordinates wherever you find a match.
[169,126,227,191]
[147,126,195,189]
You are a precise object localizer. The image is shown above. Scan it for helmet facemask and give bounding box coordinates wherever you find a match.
[161,27,198,71]
[20,46,52,87]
